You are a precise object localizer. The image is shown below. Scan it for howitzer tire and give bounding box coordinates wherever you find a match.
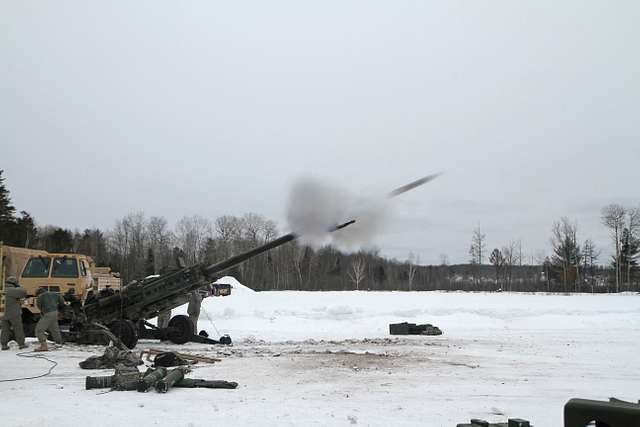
[167,315,193,345]
[109,320,139,349]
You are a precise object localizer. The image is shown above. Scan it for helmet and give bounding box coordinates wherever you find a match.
[5,276,18,286]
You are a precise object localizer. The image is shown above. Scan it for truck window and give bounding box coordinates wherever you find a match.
[52,257,79,278]
[22,257,52,278]
[80,260,87,276]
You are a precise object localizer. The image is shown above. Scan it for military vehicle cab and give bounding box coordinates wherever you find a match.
[18,253,120,334]
[21,253,93,299]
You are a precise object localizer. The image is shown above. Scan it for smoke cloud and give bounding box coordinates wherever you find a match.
[286,178,391,250]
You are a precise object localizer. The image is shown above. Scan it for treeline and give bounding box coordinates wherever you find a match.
[1,170,636,292]
[467,207,639,293]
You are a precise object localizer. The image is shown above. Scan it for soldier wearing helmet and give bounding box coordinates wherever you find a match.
[1,276,28,350]
[33,287,65,352]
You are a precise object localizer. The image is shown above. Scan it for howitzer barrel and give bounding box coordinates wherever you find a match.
[202,233,297,277]
[202,219,356,277]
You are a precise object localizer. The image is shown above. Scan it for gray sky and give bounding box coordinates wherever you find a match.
[2,1,639,264]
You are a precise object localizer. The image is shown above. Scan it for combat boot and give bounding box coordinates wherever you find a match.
[1,346,9,351]
[34,343,48,352]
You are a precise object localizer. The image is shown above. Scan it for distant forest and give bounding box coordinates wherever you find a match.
[1,170,638,293]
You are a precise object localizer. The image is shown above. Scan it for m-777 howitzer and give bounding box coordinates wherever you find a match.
[62,220,356,349]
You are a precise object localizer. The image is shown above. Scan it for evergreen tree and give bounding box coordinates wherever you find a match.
[13,211,38,247]
[0,170,38,247]
[0,170,17,243]
[617,228,639,287]
[74,228,108,265]
[48,228,74,252]
[0,170,16,223]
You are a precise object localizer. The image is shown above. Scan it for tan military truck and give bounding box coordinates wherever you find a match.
[0,243,48,315]
[1,242,121,335]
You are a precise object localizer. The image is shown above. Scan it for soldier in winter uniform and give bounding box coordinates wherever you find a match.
[34,287,65,352]
[157,309,171,329]
[1,276,28,350]
[187,291,202,335]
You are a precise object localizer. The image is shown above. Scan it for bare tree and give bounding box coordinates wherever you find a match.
[240,213,273,243]
[108,212,148,283]
[469,226,486,286]
[407,252,419,291]
[146,216,173,273]
[502,241,520,291]
[215,215,242,241]
[439,254,449,266]
[489,248,505,290]
[288,244,318,290]
[601,204,626,292]
[263,220,277,241]
[175,215,211,265]
[348,255,367,290]
[108,220,130,279]
[214,215,243,258]
[516,239,523,282]
[291,243,307,289]
[518,240,523,267]
[582,239,600,292]
[469,226,486,265]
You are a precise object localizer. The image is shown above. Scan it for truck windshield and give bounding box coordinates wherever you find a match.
[52,257,79,278]
[22,257,52,278]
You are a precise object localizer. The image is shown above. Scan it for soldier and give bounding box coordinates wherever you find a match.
[1,276,28,350]
[84,282,98,305]
[157,309,171,329]
[34,287,64,352]
[187,291,202,334]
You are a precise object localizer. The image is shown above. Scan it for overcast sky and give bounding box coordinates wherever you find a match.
[2,1,639,264]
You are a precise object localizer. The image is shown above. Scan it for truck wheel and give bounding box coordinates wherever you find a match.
[22,310,36,337]
[167,315,193,344]
[23,321,36,338]
[109,319,138,349]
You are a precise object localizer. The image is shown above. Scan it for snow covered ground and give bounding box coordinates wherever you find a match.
[1,278,638,427]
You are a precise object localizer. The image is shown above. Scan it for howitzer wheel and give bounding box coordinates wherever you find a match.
[109,320,139,349]
[167,315,193,345]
